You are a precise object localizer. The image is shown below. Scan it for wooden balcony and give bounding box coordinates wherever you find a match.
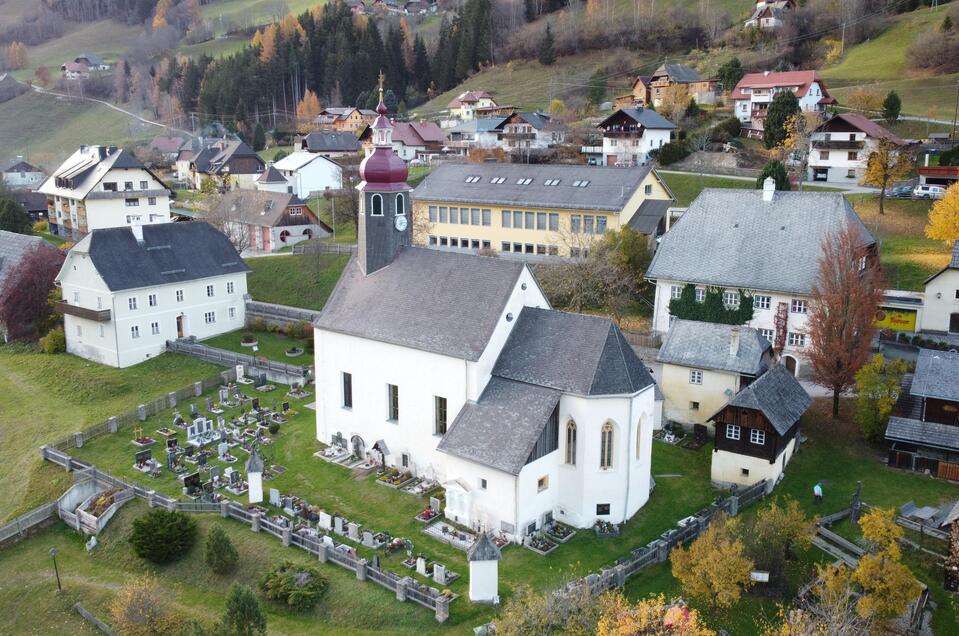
[812,140,864,150]
[56,301,111,322]
[498,131,536,140]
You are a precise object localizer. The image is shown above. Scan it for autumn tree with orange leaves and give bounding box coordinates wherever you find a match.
[597,593,715,636]
[296,90,322,130]
[806,223,883,417]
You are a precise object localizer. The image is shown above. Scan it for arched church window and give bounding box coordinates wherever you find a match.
[396,193,406,215]
[600,422,614,470]
[565,420,577,465]
[371,193,383,216]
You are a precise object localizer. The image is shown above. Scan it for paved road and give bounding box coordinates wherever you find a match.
[657,169,880,194]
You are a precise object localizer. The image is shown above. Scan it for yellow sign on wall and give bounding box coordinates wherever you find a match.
[875,308,917,331]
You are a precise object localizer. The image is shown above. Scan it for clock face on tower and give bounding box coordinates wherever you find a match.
[394,215,408,232]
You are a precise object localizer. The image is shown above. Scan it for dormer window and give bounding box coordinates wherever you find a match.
[516,178,533,185]
[464,176,481,183]
[543,179,561,186]
[490,177,506,184]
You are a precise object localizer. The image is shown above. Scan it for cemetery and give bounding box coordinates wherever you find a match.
[203,327,315,368]
[18,365,959,632]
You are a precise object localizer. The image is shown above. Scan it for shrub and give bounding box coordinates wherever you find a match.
[129,509,198,564]
[32,220,48,233]
[297,320,311,338]
[39,326,65,353]
[221,584,266,636]
[304,335,314,354]
[267,323,279,333]
[110,575,181,636]
[259,561,328,611]
[714,116,742,140]
[250,316,267,332]
[655,141,691,166]
[757,160,790,191]
[268,422,280,435]
[283,321,298,336]
[205,525,239,574]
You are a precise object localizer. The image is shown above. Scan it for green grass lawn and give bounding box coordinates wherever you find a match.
[659,172,842,207]
[0,345,219,522]
[200,0,327,36]
[310,198,358,244]
[0,91,151,168]
[847,194,952,291]
[177,35,250,60]
[202,328,314,367]
[39,230,68,247]
[245,253,348,311]
[13,20,141,82]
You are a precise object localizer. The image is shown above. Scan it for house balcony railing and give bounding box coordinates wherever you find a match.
[498,132,535,140]
[750,107,768,119]
[603,127,645,137]
[811,140,864,150]
[55,301,111,322]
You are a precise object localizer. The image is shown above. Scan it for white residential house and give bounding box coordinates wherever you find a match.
[744,0,795,29]
[657,320,775,427]
[255,151,343,198]
[39,145,171,240]
[646,180,876,378]
[447,117,507,153]
[2,157,45,189]
[213,189,330,253]
[921,242,959,335]
[597,108,676,167]
[731,71,835,138]
[315,99,660,540]
[807,112,906,184]
[496,112,567,154]
[55,222,249,368]
[447,91,498,121]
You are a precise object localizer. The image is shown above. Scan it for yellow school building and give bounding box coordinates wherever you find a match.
[411,163,674,257]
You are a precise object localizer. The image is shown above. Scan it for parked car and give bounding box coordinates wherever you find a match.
[890,185,914,198]
[913,184,946,200]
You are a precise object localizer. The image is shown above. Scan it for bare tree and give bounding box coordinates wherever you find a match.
[198,193,253,255]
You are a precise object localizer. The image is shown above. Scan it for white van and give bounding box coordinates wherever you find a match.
[913,184,946,200]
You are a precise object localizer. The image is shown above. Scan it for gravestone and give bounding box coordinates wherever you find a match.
[372,555,380,569]
[230,470,241,485]
[416,556,428,576]
[190,403,198,417]
[185,445,195,457]
[236,364,244,380]
[219,388,228,402]
[252,397,260,411]
[319,511,332,530]
[347,522,360,541]
[209,466,221,481]
[322,535,335,548]
[282,401,290,413]
[135,449,152,464]
[217,416,225,429]
[217,442,229,459]
[219,429,227,443]
[362,531,375,548]
[167,438,178,450]
[334,517,344,535]
[166,450,176,471]
[187,422,199,440]
[197,452,208,467]
[433,563,447,585]
[429,496,442,512]
[269,488,281,507]
[233,386,242,400]
[206,397,214,411]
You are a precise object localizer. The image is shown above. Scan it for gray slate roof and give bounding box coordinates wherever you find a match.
[257,164,287,184]
[437,377,560,474]
[412,162,657,212]
[75,222,249,292]
[467,532,502,561]
[910,349,959,402]
[724,364,811,435]
[655,63,703,83]
[606,108,678,130]
[627,199,671,235]
[0,230,51,291]
[493,307,655,396]
[886,416,959,452]
[450,117,507,134]
[301,132,361,153]
[316,248,526,361]
[646,189,874,295]
[657,319,771,375]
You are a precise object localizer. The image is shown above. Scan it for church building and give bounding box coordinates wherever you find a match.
[314,81,660,541]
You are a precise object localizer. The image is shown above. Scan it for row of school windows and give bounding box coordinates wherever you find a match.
[340,373,640,471]
[427,235,564,256]
[427,206,609,235]
[669,286,808,314]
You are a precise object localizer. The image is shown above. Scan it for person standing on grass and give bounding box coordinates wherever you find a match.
[813,482,823,503]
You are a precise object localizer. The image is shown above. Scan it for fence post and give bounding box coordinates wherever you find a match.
[655,539,669,563]
[137,404,147,421]
[193,382,202,397]
[434,595,449,622]
[395,576,409,602]
[356,558,367,581]
[165,499,176,513]
[168,392,177,408]
[317,542,328,563]
[614,563,626,588]
[39,445,48,462]
[728,494,740,517]
[282,527,291,547]
[74,431,85,448]
[251,512,261,533]
[220,500,229,518]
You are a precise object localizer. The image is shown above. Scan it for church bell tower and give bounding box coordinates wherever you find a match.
[356,72,413,276]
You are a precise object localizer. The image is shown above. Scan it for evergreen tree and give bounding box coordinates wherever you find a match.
[0,196,31,234]
[205,525,239,573]
[717,57,744,93]
[384,89,399,114]
[763,90,800,149]
[587,69,607,107]
[524,0,536,21]
[129,509,197,564]
[411,36,431,93]
[756,160,790,191]
[252,122,266,152]
[538,23,556,66]
[220,585,266,636]
[882,90,902,123]
[233,98,248,135]
[943,14,953,31]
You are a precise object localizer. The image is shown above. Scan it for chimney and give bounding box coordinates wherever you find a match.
[764,70,770,76]
[762,177,776,202]
[729,327,740,356]
[131,222,143,244]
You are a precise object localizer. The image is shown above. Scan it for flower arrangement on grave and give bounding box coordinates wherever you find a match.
[547,522,575,540]
[416,506,439,522]
[441,589,454,599]
[594,520,620,536]
[492,535,510,548]
[528,535,557,553]
[284,346,304,357]
[83,489,119,517]
[241,333,257,345]
[155,427,178,438]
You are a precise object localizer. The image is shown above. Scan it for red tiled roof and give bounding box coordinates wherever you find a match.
[730,70,830,101]
[62,62,89,73]
[391,121,446,146]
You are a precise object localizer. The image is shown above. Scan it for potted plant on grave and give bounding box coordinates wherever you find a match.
[284,346,304,358]
[241,332,258,347]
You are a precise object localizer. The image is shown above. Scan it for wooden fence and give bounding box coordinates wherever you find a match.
[166,340,309,383]
[36,458,452,622]
[45,370,235,453]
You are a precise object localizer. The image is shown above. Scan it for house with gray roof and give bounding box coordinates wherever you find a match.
[920,240,959,335]
[55,222,249,368]
[189,140,265,190]
[597,107,676,166]
[411,161,675,257]
[886,349,959,478]
[316,110,661,541]
[647,182,875,378]
[648,63,719,108]
[709,363,810,490]
[657,319,775,426]
[298,132,362,157]
[447,117,507,151]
